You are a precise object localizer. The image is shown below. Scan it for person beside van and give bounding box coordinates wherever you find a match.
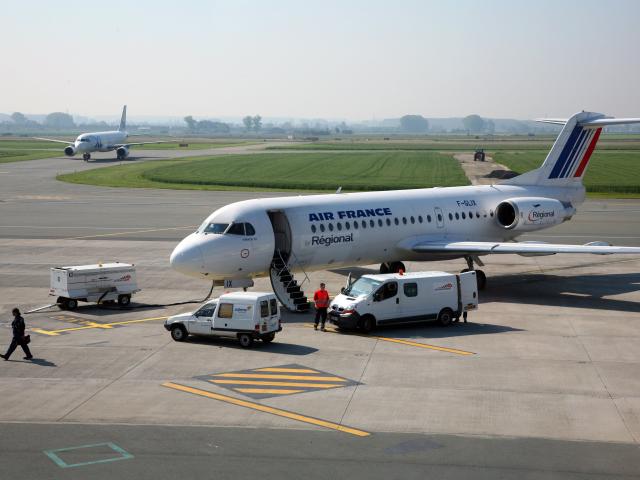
[313,283,330,331]
[1,308,33,361]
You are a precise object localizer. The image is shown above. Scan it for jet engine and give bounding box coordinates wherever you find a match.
[64,146,76,156]
[495,197,574,232]
[116,146,129,159]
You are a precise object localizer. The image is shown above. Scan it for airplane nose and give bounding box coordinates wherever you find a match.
[170,240,205,275]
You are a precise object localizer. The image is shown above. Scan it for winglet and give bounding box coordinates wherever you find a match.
[119,105,127,132]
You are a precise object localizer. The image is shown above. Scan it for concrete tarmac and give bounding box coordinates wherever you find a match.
[0,151,639,479]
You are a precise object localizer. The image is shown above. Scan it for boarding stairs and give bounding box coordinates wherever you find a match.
[269,251,310,312]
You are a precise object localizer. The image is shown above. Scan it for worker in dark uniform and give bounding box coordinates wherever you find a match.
[313,283,330,331]
[1,308,32,361]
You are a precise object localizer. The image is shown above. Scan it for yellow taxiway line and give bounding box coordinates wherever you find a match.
[162,382,370,437]
[31,316,168,336]
[213,373,347,382]
[304,324,475,356]
[255,367,320,374]
[210,379,343,389]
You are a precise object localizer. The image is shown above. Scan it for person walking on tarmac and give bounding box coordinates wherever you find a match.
[313,283,330,331]
[1,308,33,361]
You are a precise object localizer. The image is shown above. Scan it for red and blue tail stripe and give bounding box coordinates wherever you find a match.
[548,126,602,179]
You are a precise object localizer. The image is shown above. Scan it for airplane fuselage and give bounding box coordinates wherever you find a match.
[170,183,584,281]
[69,130,128,155]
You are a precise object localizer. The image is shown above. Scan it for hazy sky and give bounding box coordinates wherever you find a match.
[3,0,639,120]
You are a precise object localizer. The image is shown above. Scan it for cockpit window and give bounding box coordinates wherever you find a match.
[245,223,256,236]
[203,223,229,234]
[226,223,245,235]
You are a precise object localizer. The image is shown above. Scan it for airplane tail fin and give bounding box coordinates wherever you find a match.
[119,105,127,132]
[502,111,640,187]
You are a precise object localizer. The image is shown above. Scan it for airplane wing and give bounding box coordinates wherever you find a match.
[409,240,640,256]
[33,137,74,145]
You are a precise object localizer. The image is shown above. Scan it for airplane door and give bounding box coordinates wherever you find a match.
[434,207,445,229]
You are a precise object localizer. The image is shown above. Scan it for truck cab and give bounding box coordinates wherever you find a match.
[165,292,281,348]
[329,271,478,332]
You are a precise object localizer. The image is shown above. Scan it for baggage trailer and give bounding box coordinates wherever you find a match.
[49,263,140,310]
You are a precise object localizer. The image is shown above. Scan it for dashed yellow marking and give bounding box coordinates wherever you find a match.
[210,379,342,389]
[31,316,167,335]
[304,323,475,356]
[255,367,319,374]
[213,373,347,382]
[234,388,304,394]
[162,382,370,437]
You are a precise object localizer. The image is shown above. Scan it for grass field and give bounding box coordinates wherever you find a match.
[494,150,640,194]
[134,141,257,150]
[0,150,62,164]
[267,134,640,152]
[59,152,470,192]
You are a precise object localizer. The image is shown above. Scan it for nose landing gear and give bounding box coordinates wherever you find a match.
[82,153,91,161]
[462,255,486,290]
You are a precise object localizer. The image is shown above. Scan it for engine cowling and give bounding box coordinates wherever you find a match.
[495,197,574,231]
[64,145,76,156]
[116,146,129,159]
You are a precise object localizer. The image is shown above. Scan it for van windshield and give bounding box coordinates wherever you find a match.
[344,277,381,297]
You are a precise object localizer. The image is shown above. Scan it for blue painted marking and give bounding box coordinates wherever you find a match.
[44,442,133,468]
[549,125,582,178]
[565,129,594,177]
[559,128,589,178]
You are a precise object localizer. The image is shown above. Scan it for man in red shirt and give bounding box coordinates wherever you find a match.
[313,282,330,331]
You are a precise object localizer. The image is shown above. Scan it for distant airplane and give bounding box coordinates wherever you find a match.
[169,110,640,312]
[36,105,167,161]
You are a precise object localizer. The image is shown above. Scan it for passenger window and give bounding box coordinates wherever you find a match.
[378,219,383,227]
[418,216,423,223]
[320,224,325,232]
[427,215,432,223]
[469,211,473,220]
[345,221,351,230]
[394,218,399,225]
[363,220,368,229]
[404,283,418,297]
[218,303,233,318]
[461,212,466,219]
[402,217,407,224]
[377,281,398,300]
[270,298,278,315]
[227,223,245,235]
[195,305,216,317]
[455,212,459,220]
[311,225,317,233]
[337,222,342,231]
[476,212,480,218]
[410,216,415,224]
[386,218,391,226]
[245,223,256,235]
[328,223,334,231]
[260,300,269,317]
[353,221,358,229]
[438,214,443,222]
[448,213,453,221]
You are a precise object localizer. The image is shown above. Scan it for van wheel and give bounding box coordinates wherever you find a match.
[437,308,454,327]
[262,333,275,344]
[359,315,375,334]
[171,325,187,342]
[66,298,78,310]
[238,333,254,348]
[118,294,131,306]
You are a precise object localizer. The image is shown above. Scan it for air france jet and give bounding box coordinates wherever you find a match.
[36,105,167,161]
[170,111,640,312]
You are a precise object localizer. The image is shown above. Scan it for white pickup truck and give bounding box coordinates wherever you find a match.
[164,292,282,348]
[329,271,478,332]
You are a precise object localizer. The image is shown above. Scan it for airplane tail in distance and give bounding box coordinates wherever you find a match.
[502,111,640,187]
[119,105,127,132]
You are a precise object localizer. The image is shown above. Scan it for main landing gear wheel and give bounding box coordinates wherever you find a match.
[82,153,91,161]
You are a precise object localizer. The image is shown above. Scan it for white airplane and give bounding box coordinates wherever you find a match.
[169,111,640,312]
[36,105,167,161]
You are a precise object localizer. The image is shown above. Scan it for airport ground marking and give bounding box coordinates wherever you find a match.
[31,316,168,336]
[65,225,195,240]
[303,324,475,355]
[162,382,370,437]
[44,442,134,468]
[198,364,359,399]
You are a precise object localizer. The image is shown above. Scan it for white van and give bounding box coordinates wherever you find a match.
[329,271,478,332]
[164,292,281,348]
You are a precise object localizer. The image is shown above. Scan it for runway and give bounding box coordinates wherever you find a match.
[0,151,639,479]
